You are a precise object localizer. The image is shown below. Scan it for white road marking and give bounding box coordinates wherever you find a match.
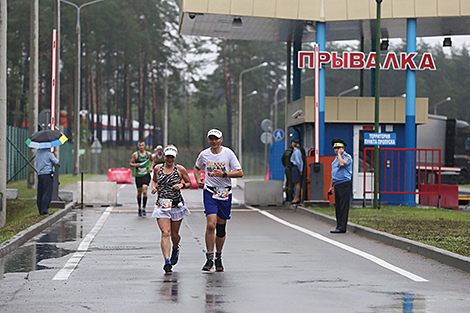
[53,207,114,281]
[248,206,428,282]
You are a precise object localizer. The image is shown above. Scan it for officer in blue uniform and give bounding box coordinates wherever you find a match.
[328,138,353,233]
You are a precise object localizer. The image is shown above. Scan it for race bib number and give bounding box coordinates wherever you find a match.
[212,188,230,201]
[157,198,172,211]
[138,168,148,175]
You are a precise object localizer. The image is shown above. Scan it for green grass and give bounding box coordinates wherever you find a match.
[311,206,470,257]
[1,174,96,243]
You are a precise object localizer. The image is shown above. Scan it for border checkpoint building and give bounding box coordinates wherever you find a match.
[177,0,470,207]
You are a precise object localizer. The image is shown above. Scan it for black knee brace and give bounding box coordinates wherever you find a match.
[216,223,226,238]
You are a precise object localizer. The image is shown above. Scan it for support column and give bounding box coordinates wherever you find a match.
[317,22,326,156]
[0,0,7,227]
[405,18,417,206]
[292,41,302,102]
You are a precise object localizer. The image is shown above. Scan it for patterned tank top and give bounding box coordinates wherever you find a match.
[157,164,183,206]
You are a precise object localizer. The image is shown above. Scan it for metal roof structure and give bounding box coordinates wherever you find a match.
[178,0,470,42]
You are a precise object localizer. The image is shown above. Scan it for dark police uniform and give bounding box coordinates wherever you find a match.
[281,146,294,202]
[330,138,353,233]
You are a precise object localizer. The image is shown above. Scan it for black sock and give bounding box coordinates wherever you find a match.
[206,252,214,260]
[215,252,222,259]
[137,196,142,208]
[142,196,147,209]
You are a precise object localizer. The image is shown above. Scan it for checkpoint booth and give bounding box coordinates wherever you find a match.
[287,95,432,206]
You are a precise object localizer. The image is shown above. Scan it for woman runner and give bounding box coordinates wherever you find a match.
[151,145,191,273]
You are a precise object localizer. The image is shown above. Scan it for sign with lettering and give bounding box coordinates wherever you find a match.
[298,51,436,71]
[364,133,397,146]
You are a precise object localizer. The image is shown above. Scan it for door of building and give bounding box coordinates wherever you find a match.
[353,125,375,200]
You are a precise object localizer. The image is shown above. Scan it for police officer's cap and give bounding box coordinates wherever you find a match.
[291,138,300,144]
[331,137,347,148]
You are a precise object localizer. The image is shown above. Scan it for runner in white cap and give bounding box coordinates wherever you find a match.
[151,145,191,273]
[194,128,243,272]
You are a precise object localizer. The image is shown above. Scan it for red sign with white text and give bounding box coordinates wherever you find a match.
[299,51,436,70]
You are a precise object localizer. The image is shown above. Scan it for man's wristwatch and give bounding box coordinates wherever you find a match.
[223,172,228,178]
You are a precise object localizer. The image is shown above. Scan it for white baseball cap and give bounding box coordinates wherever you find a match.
[207,129,223,138]
[163,146,178,157]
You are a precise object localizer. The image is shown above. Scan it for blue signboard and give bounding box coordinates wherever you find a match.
[364,133,396,146]
[273,129,284,141]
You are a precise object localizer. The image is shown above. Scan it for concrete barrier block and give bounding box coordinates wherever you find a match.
[6,189,18,200]
[59,190,74,202]
[244,180,283,206]
[77,181,117,205]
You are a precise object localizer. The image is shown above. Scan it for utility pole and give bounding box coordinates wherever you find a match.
[163,63,168,147]
[373,0,382,209]
[28,0,39,189]
[61,0,104,176]
[55,0,61,137]
[0,0,7,228]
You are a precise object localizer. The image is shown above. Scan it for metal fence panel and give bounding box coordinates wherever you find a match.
[7,126,30,182]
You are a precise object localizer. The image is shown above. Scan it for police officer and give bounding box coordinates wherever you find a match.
[328,138,353,233]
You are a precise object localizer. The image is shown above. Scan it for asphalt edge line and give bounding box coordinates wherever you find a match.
[53,206,114,280]
[247,206,428,282]
[295,206,470,274]
[0,202,75,259]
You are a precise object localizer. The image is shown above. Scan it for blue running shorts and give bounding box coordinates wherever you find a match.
[203,189,232,220]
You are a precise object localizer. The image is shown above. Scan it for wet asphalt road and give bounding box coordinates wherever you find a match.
[1,182,470,312]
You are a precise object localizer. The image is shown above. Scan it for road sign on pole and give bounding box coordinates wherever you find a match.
[273,129,284,141]
[260,132,273,145]
[261,119,273,132]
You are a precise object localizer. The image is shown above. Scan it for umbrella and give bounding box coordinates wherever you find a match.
[25,129,68,149]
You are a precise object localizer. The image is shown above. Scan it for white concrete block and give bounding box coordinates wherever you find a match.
[77,181,117,205]
[6,189,18,200]
[244,180,283,206]
[59,190,74,202]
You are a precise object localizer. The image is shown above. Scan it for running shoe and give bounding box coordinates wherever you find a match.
[170,246,180,265]
[202,258,214,271]
[215,257,224,272]
[142,209,146,217]
[138,208,142,217]
[163,262,173,274]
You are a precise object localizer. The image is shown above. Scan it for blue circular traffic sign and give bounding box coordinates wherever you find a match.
[273,129,284,141]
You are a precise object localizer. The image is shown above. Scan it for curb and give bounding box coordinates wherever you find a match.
[295,206,470,274]
[0,202,75,259]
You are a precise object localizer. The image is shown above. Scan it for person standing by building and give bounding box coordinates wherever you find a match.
[290,139,303,204]
[35,148,59,215]
[151,145,191,274]
[130,139,154,217]
[152,145,165,169]
[281,144,294,202]
[194,129,243,272]
[328,138,353,233]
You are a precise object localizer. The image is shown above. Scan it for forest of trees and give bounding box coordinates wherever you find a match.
[6,0,470,157]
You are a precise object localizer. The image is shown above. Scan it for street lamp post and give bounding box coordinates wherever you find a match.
[274,84,285,132]
[433,97,451,115]
[337,85,359,97]
[61,0,104,176]
[238,61,268,166]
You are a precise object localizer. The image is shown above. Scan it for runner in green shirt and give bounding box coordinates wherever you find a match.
[130,139,154,216]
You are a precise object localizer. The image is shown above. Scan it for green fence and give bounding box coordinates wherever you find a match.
[80,147,265,176]
[6,126,30,183]
[58,142,74,175]
[5,126,266,181]
[6,126,75,183]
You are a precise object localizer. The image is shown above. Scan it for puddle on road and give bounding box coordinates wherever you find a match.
[371,291,426,312]
[0,213,80,275]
